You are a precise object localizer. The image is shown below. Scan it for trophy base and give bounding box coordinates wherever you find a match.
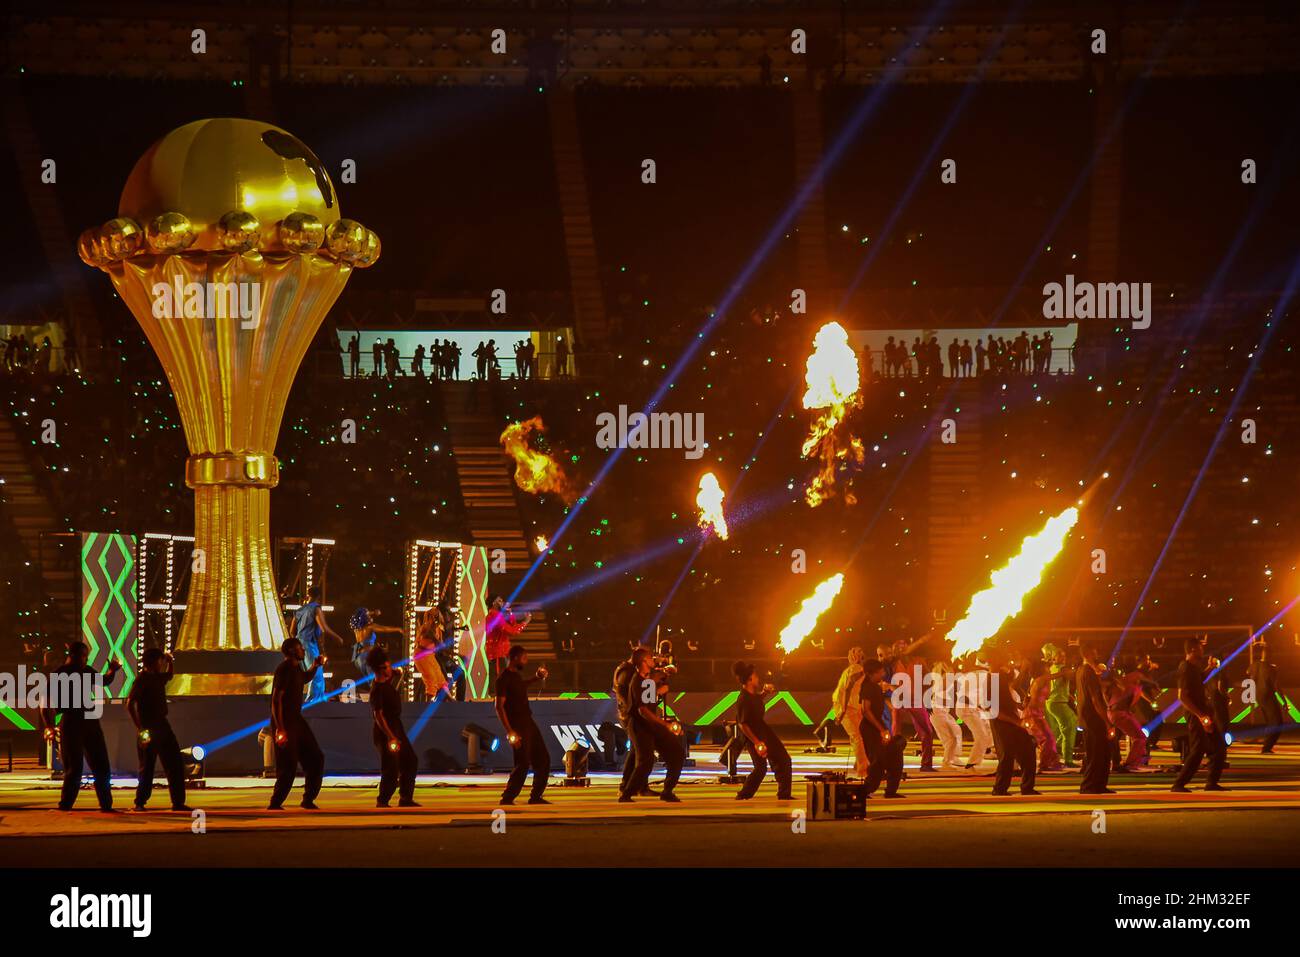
[169,651,283,695]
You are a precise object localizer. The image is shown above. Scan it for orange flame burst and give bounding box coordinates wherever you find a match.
[695,471,729,540]
[946,506,1080,658]
[801,321,864,507]
[777,572,845,654]
[499,416,574,502]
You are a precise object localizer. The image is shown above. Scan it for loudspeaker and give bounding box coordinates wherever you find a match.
[805,779,868,819]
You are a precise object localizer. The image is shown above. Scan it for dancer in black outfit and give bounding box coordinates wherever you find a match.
[1172,637,1228,792]
[733,661,793,800]
[269,637,326,810]
[1249,641,1283,753]
[127,648,190,811]
[495,645,552,805]
[613,648,662,797]
[620,647,685,803]
[42,642,119,812]
[989,655,1041,796]
[858,659,906,798]
[1076,643,1116,795]
[613,652,638,791]
[1207,656,1232,771]
[368,647,419,807]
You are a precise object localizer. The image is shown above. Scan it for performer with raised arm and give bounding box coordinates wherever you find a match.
[888,633,937,772]
[348,608,405,682]
[485,597,532,676]
[127,648,190,811]
[268,637,326,810]
[733,661,793,801]
[495,645,552,805]
[290,585,345,703]
[42,642,120,812]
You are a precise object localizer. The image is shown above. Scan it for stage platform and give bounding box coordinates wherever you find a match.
[81,695,625,776]
[9,689,855,776]
[3,744,1298,867]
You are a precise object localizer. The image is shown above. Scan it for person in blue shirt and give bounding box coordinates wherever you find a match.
[290,586,344,702]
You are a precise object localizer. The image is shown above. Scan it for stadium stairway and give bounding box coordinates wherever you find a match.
[4,83,103,371]
[547,89,609,365]
[0,415,77,647]
[926,378,983,619]
[791,86,831,302]
[442,387,554,661]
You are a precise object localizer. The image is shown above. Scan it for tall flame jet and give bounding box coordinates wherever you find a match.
[946,506,1080,658]
[801,321,864,506]
[778,572,845,654]
[696,471,729,540]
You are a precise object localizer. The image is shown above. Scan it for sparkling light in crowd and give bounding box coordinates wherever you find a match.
[777,572,845,654]
[534,535,549,552]
[947,506,1080,657]
[500,416,574,501]
[695,471,729,540]
[800,321,863,507]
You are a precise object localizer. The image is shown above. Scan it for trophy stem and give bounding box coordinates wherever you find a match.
[177,455,287,655]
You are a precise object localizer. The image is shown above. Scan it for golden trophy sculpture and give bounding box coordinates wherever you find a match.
[79,118,379,693]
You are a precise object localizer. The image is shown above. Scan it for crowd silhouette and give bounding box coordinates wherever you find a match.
[872,331,1061,379]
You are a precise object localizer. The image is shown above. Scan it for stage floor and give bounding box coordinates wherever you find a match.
[3,744,1298,867]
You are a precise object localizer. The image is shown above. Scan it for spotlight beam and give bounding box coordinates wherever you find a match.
[506,0,959,604]
[1113,257,1300,662]
[1042,161,1289,633]
[837,0,1028,309]
[986,0,1197,331]
[863,2,1198,520]
[830,6,1266,620]
[696,17,1031,570]
[637,388,796,644]
[639,539,706,647]
[1091,151,1290,517]
[1145,592,1300,735]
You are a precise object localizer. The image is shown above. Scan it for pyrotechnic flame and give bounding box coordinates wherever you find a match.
[777,572,845,654]
[801,321,864,507]
[500,416,574,502]
[534,535,549,552]
[696,471,729,540]
[946,506,1080,658]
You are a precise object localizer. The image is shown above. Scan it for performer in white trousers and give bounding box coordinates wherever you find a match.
[956,656,994,770]
[832,647,869,776]
[930,658,964,769]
